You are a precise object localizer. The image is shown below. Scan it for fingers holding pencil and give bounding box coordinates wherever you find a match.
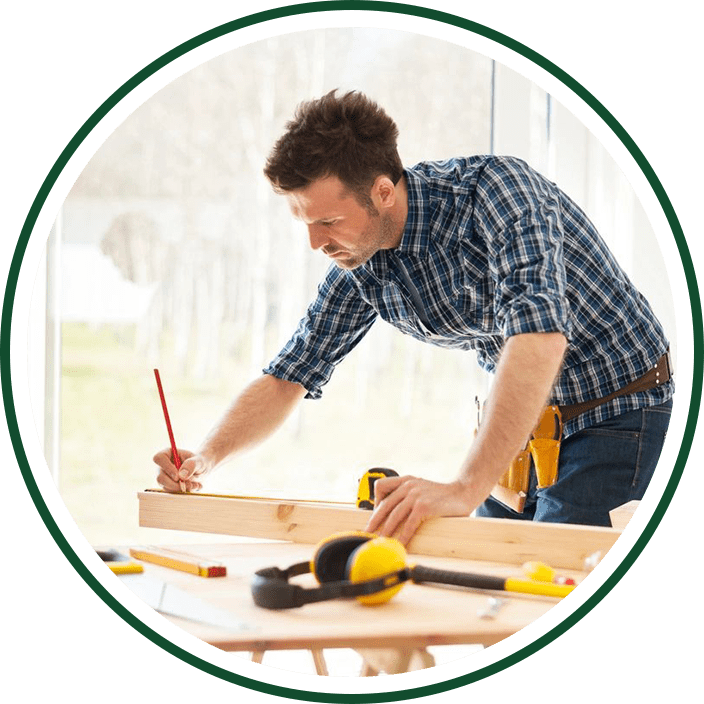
[153,368,204,493]
[153,448,205,493]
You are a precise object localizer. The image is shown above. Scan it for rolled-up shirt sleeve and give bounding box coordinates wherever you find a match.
[263,265,378,399]
[474,158,573,341]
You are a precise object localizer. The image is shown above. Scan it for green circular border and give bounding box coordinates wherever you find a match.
[2,2,702,701]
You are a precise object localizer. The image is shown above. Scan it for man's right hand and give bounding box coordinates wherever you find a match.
[153,448,210,493]
[151,374,306,493]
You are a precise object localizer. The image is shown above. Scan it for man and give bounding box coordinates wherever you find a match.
[154,90,673,542]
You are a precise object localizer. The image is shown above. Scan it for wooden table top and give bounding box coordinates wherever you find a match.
[118,540,586,652]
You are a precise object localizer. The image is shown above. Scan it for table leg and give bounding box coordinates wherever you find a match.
[409,648,436,671]
[310,649,328,676]
[251,651,265,664]
[356,647,435,675]
[360,659,379,677]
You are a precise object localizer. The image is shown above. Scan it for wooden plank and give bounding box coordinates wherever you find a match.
[138,490,620,570]
[609,500,640,530]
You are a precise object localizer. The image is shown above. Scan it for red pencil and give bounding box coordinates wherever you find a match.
[154,369,185,490]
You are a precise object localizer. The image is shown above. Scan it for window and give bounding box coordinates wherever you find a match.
[29,28,674,546]
[52,28,491,543]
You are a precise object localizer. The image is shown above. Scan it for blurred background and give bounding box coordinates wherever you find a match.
[28,27,675,546]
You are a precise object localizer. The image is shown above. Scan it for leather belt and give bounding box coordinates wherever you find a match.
[559,351,672,424]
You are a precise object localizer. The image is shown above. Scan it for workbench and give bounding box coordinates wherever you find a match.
[120,540,587,676]
[120,491,628,676]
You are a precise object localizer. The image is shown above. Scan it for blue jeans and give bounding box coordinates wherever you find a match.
[475,400,672,526]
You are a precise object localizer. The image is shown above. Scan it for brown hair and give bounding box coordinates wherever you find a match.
[264,90,404,207]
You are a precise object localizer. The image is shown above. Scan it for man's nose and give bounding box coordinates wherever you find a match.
[307,225,329,251]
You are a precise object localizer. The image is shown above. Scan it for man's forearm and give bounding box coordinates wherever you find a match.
[363,331,567,543]
[458,331,568,501]
[197,373,307,471]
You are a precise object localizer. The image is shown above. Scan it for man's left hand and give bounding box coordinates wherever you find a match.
[364,475,476,545]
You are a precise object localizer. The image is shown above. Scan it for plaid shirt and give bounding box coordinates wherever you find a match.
[265,156,673,437]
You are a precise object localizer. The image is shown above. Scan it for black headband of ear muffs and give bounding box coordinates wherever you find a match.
[251,533,411,610]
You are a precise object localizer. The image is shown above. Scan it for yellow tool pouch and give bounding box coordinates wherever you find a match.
[491,405,562,513]
[491,449,531,513]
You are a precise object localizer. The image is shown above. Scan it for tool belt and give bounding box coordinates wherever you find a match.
[490,351,672,513]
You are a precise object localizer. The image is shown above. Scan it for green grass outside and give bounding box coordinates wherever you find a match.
[60,322,479,546]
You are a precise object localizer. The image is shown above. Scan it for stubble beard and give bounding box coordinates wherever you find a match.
[333,211,397,271]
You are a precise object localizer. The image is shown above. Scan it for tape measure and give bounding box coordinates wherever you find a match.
[356,467,399,510]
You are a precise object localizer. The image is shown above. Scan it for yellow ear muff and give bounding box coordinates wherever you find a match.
[346,536,408,606]
[310,531,375,583]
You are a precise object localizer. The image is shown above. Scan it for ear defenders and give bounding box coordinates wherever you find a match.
[251,531,411,609]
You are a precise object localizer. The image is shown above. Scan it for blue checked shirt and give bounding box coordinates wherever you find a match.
[265,156,673,437]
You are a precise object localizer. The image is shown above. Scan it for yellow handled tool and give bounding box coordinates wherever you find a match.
[411,564,576,599]
[96,548,144,575]
[523,560,577,586]
[106,562,144,575]
[357,467,399,510]
[129,546,227,578]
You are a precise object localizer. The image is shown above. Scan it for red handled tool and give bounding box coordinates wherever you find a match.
[154,369,185,491]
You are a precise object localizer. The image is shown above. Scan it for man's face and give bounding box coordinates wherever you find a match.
[286,176,397,270]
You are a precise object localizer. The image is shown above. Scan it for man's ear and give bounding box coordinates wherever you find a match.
[372,175,397,210]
